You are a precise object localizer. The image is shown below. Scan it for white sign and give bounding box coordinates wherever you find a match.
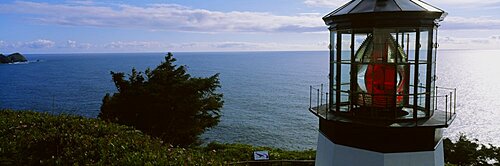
[253,151,269,160]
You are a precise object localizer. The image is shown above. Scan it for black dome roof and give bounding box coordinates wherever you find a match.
[323,0,447,29]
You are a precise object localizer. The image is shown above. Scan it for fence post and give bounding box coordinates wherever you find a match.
[445,95,448,124]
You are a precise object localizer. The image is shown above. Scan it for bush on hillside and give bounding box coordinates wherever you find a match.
[444,134,500,166]
[0,110,185,165]
[0,110,315,165]
[99,52,223,147]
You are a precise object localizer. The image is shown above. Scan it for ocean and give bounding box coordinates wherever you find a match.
[1,50,499,150]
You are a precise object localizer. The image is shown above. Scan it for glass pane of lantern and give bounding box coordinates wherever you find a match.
[419,30,429,61]
[417,64,427,108]
[352,29,407,109]
[341,33,351,61]
[340,32,351,107]
[430,27,438,112]
[408,64,416,107]
[341,64,351,104]
[355,33,369,51]
[330,31,336,106]
[405,32,417,62]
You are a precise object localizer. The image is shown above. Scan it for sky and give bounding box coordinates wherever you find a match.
[0,0,499,53]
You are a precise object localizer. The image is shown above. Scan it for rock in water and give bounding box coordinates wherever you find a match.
[0,52,28,63]
[8,53,28,62]
[0,54,9,63]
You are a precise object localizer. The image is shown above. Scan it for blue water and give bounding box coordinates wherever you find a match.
[1,50,499,150]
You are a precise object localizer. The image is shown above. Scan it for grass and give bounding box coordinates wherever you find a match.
[0,109,315,165]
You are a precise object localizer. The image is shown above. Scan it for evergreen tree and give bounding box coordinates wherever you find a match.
[99,52,223,147]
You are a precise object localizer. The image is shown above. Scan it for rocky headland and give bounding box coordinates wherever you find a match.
[0,53,28,64]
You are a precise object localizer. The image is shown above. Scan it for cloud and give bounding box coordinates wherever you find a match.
[305,0,500,8]
[66,40,77,48]
[0,1,324,33]
[442,16,500,30]
[0,39,56,50]
[303,0,349,8]
[23,39,55,49]
[426,0,500,8]
[101,41,321,52]
[104,41,163,49]
[438,35,500,50]
[66,0,94,5]
[63,40,92,49]
[0,40,6,48]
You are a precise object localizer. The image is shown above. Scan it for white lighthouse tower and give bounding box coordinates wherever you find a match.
[308,0,457,165]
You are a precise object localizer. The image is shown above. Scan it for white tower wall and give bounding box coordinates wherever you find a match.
[315,132,444,166]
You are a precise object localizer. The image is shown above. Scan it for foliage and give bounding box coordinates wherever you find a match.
[0,110,315,165]
[7,109,500,165]
[99,52,223,147]
[202,142,315,162]
[444,134,500,166]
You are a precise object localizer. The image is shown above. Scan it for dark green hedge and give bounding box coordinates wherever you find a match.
[0,110,314,165]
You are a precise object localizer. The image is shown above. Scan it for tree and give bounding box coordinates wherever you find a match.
[99,52,223,147]
[444,134,499,166]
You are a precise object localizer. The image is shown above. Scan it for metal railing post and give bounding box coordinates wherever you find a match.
[317,89,320,114]
[309,86,312,109]
[445,95,448,124]
[326,92,329,120]
[454,88,457,115]
[449,92,453,118]
[435,86,438,110]
[320,84,323,108]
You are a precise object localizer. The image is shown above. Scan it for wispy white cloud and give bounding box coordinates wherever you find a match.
[0,40,6,48]
[23,39,55,49]
[303,0,349,8]
[104,41,163,49]
[305,0,500,8]
[0,39,56,50]
[66,0,94,5]
[0,39,326,52]
[442,16,500,30]
[427,0,500,8]
[438,35,500,50]
[0,1,324,33]
[62,40,93,49]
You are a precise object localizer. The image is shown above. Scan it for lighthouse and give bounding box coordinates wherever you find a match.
[308,0,457,165]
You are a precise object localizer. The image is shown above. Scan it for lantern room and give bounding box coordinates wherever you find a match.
[309,0,458,165]
[323,0,451,121]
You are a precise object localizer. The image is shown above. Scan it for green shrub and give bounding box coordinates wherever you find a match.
[0,110,204,165]
[100,52,223,147]
[0,110,315,165]
[444,134,500,166]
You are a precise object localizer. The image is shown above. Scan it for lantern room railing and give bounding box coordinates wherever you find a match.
[309,84,456,127]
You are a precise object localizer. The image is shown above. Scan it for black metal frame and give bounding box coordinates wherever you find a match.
[328,27,438,122]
